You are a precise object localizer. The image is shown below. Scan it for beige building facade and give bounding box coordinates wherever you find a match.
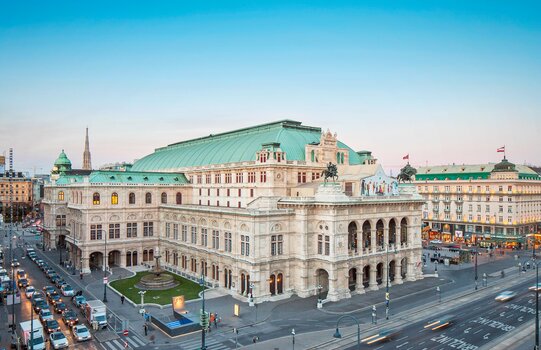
[43,120,424,302]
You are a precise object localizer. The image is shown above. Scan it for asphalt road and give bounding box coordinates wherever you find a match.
[2,227,102,350]
[344,277,538,350]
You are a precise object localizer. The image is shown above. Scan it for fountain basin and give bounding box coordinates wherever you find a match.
[135,272,179,290]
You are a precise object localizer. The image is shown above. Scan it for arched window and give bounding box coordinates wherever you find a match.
[58,191,64,201]
[128,192,135,204]
[92,193,100,205]
[145,192,152,204]
[111,193,118,205]
[176,192,182,205]
[161,192,167,204]
[311,150,315,162]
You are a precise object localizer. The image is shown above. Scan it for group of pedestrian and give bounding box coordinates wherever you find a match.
[206,312,220,333]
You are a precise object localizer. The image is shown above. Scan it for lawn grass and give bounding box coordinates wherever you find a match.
[110,271,202,305]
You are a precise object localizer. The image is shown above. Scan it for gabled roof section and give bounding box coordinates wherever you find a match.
[55,171,188,185]
[132,120,364,171]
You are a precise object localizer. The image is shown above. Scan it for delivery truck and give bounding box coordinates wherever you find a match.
[18,318,46,350]
[84,299,108,329]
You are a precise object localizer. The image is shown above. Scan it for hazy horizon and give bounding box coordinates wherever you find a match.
[1,1,540,174]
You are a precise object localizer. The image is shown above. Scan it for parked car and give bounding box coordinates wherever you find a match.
[55,278,67,288]
[71,324,91,342]
[50,275,61,284]
[44,319,61,334]
[61,285,74,297]
[39,308,54,323]
[49,331,69,349]
[61,309,79,326]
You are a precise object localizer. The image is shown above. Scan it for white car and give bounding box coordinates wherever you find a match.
[495,291,517,302]
[61,284,74,297]
[25,286,36,298]
[49,331,69,349]
[529,283,541,292]
[39,308,54,323]
[11,259,20,267]
[72,324,91,342]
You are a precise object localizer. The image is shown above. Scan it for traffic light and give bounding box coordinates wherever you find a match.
[200,309,209,329]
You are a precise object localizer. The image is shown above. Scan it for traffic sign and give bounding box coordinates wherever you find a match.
[385,292,389,300]
[103,277,108,284]
[123,329,129,336]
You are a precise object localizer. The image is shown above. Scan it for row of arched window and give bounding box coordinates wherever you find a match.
[89,192,183,205]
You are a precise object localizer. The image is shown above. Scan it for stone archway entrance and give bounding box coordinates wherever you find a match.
[348,222,358,252]
[376,263,383,285]
[389,260,396,281]
[108,250,121,267]
[363,265,370,288]
[401,257,408,278]
[316,269,329,299]
[89,252,104,270]
[348,268,357,291]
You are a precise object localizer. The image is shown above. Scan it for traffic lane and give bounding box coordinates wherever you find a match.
[17,249,100,349]
[344,281,537,349]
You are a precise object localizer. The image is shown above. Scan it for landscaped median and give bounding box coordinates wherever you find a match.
[110,271,202,305]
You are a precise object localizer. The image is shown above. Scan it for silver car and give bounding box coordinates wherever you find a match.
[71,324,91,342]
[49,331,69,349]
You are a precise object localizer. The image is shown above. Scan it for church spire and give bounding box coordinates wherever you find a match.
[82,127,92,170]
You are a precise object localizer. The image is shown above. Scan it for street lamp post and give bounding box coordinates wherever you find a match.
[200,275,207,350]
[333,315,361,350]
[474,236,478,291]
[102,230,108,302]
[536,260,539,350]
[292,328,295,350]
[385,244,397,320]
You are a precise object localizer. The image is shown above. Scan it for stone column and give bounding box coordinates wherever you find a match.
[81,253,90,274]
[326,269,351,301]
[370,229,377,254]
[369,264,378,291]
[406,254,416,281]
[355,269,365,294]
[394,261,403,285]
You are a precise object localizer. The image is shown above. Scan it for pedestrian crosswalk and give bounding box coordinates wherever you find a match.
[99,335,147,350]
[177,336,231,350]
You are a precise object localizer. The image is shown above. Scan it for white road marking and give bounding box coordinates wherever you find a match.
[474,329,483,334]
[483,333,491,340]
[396,336,409,342]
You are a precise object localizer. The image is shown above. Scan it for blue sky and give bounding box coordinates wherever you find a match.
[1,1,540,174]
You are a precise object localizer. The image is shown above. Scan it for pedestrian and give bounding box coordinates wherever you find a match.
[252,336,259,343]
[213,313,218,328]
[121,295,125,304]
[80,272,83,280]
[144,323,148,336]
[209,313,215,326]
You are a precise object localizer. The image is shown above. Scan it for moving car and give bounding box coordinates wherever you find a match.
[16,270,27,279]
[73,295,87,309]
[424,315,455,330]
[17,278,28,288]
[44,319,61,334]
[48,293,62,306]
[11,259,20,267]
[49,331,69,349]
[495,291,517,302]
[25,286,36,298]
[61,309,79,326]
[361,329,401,344]
[71,324,92,342]
[43,286,55,296]
[54,302,67,314]
[55,278,67,288]
[61,284,74,297]
[33,299,48,313]
[529,283,541,292]
[39,308,54,323]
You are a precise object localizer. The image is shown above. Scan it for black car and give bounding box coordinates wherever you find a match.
[50,275,61,284]
[48,272,59,281]
[54,302,67,314]
[61,309,79,326]
[44,319,61,334]
[34,299,48,313]
[48,293,62,306]
[17,278,28,288]
[44,287,57,298]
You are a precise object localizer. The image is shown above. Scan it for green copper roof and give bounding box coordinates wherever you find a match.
[55,171,188,185]
[416,162,540,181]
[132,120,364,171]
[54,150,72,166]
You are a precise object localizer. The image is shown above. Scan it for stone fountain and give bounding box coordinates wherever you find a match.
[136,254,178,290]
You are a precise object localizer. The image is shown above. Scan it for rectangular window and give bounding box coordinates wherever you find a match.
[143,222,154,236]
[55,215,66,227]
[457,186,462,192]
[485,215,490,222]
[297,172,307,183]
[225,173,232,184]
[260,171,267,183]
[318,235,323,254]
[207,189,210,196]
[508,185,512,192]
[486,205,490,212]
[165,223,171,238]
[206,174,211,183]
[212,230,219,249]
[227,189,230,196]
[241,235,250,256]
[181,225,188,242]
[445,213,450,220]
[468,204,473,212]
[201,228,208,246]
[109,223,120,239]
[224,232,232,252]
[236,172,243,183]
[499,216,503,223]
[468,214,473,221]
[499,205,503,213]
[477,205,481,212]
[191,227,197,244]
[477,214,481,222]
[217,189,220,196]
[444,186,450,192]
[127,223,137,238]
[457,213,462,221]
[508,216,512,223]
[250,189,254,197]
[498,186,503,192]
[199,188,202,196]
[215,173,221,184]
[325,236,330,256]
[248,172,256,183]
[90,224,102,240]
[197,175,202,184]
[508,206,513,213]
[173,224,179,240]
[270,235,283,256]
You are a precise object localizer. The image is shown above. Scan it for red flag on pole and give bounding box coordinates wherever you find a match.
[403,154,409,160]
[496,146,505,153]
